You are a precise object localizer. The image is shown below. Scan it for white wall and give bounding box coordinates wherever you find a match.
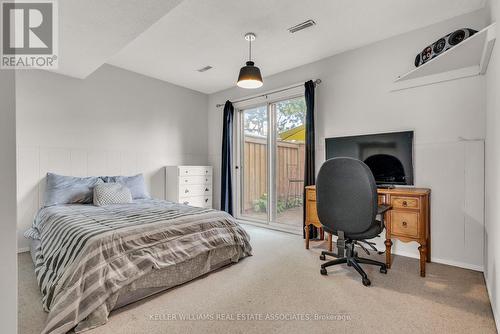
[485,0,500,329]
[16,64,209,250]
[208,9,488,270]
[0,70,17,334]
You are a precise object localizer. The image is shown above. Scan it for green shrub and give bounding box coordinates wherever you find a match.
[253,194,303,213]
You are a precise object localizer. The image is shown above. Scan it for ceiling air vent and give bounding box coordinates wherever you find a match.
[197,66,213,72]
[288,19,316,34]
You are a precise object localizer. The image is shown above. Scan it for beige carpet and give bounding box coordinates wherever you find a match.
[18,225,496,334]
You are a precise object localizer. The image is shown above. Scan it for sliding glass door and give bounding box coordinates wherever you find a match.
[274,97,306,227]
[237,96,306,230]
[240,105,268,222]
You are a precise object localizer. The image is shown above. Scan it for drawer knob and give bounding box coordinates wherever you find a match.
[402,201,407,206]
[185,189,189,193]
[205,198,209,202]
[205,188,209,192]
[183,201,189,205]
[185,170,188,173]
[402,221,407,227]
[185,180,188,183]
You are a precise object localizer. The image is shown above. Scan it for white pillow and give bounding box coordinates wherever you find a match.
[93,183,133,206]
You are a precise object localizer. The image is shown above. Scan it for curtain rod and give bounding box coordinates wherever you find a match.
[216,79,321,108]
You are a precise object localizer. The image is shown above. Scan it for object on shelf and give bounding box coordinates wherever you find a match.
[393,23,496,91]
[415,28,477,67]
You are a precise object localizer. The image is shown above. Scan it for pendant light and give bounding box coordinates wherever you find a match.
[237,33,263,89]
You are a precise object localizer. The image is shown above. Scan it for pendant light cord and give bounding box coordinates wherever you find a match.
[249,38,252,61]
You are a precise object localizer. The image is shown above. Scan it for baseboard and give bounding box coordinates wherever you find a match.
[17,247,29,254]
[430,257,484,272]
[484,272,500,332]
[378,249,483,271]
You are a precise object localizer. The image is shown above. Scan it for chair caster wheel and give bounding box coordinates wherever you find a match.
[320,268,328,275]
[380,267,387,274]
[362,278,371,286]
[347,262,352,267]
[319,254,326,261]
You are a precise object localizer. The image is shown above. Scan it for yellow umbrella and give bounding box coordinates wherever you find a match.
[279,124,305,142]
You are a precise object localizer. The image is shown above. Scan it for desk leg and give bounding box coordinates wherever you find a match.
[305,225,310,250]
[426,237,431,263]
[418,243,427,277]
[328,233,333,252]
[384,239,393,268]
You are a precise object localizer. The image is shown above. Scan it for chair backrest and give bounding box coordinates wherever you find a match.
[316,157,378,235]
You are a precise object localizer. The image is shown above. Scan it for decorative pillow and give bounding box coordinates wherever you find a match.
[93,183,133,206]
[44,173,103,207]
[24,227,40,240]
[101,174,150,199]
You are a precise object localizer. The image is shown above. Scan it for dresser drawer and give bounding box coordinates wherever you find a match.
[179,184,212,197]
[391,211,419,238]
[180,195,212,208]
[391,196,419,209]
[178,166,212,176]
[180,175,212,185]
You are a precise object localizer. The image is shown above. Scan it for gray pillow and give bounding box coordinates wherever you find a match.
[44,173,103,207]
[101,174,150,199]
[93,183,133,206]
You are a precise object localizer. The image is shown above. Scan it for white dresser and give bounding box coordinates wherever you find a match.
[165,166,213,208]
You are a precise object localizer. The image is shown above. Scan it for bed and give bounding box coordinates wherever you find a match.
[25,198,252,334]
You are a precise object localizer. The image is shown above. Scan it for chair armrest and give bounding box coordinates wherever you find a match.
[377,204,392,215]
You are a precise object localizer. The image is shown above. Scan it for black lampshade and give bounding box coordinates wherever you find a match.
[237,61,263,89]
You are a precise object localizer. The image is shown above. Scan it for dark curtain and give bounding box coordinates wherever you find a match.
[221,100,234,215]
[303,80,318,239]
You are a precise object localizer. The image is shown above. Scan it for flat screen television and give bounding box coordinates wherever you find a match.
[325,131,414,186]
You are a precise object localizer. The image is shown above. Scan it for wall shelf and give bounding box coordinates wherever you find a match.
[392,23,496,91]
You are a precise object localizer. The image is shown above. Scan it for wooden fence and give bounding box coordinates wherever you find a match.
[243,135,304,212]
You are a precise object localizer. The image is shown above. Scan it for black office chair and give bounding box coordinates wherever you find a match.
[316,157,391,286]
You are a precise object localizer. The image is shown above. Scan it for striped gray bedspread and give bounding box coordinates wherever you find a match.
[29,199,252,334]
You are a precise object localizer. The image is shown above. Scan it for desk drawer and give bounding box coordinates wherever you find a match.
[306,201,320,223]
[306,190,316,201]
[392,196,419,209]
[378,195,386,205]
[391,211,418,238]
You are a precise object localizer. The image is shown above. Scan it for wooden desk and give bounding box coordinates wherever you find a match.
[305,185,431,277]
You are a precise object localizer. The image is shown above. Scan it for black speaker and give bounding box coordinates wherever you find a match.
[414,28,477,67]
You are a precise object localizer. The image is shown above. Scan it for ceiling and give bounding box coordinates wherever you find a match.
[52,0,183,78]
[56,0,487,93]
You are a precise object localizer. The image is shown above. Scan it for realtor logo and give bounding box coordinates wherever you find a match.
[1,0,58,69]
